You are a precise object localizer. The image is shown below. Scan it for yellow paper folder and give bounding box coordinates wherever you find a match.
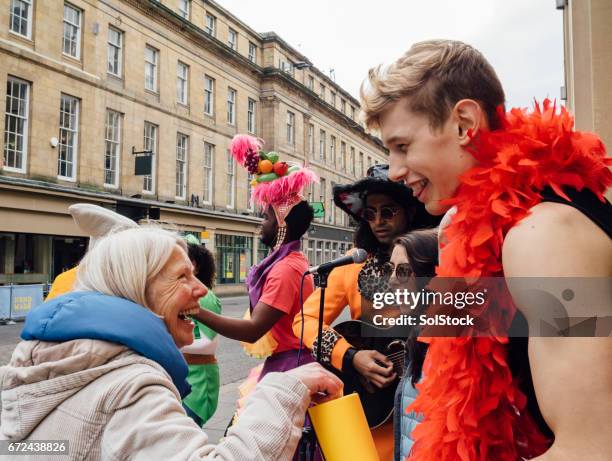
[308,393,380,461]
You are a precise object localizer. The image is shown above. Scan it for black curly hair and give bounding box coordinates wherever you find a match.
[187,244,216,288]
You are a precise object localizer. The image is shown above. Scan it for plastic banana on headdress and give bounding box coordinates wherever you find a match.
[230,134,318,250]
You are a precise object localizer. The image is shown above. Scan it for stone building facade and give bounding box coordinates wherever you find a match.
[0,0,387,294]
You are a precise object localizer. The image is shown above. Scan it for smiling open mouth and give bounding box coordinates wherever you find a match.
[178,307,200,321]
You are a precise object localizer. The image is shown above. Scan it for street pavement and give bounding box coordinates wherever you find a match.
[0,295,261,444]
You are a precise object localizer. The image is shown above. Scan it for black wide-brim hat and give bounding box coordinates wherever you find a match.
[333,164,440,229]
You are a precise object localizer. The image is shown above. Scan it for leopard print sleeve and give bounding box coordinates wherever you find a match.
[310,328,344,365]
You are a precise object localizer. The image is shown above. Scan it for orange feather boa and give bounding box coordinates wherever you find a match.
[406,100,612,461]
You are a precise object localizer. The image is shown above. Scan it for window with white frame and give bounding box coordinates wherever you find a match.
[107,27,122,77]
[246,173,254,211]
[9,0,33,39]
[178,0,190,19]
[143,122,157,193]
[203,142,214,204]
[286,111,295,145]
[176,133,188,199]
[340,141,346,171]
[226,149,235,208]
[227,88,236,125]
[104,109,121,187]
[177,61,189,105]
[350,146,355,176]
[248,41,257,62]
[330,91,336,107]
[62,3,82,59]
[247,98,256,133]
[308,75,314,91]
[329,135,336,165]
[3,77,29,172]
[351,106,356,120]
[57,94,79,180]
[307,123,314,157]
[320,178,326,221]
[359,151,364,176]
[341,99,346,114]
[204,13,216,36]
[228,28,237,50]
[319,84,325,100]
[204,76,214,116]
[319,129,326,161]
[144,45,158,92]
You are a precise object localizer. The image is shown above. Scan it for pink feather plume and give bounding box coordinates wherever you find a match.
[230,134,262,165]
[252,168,319,206]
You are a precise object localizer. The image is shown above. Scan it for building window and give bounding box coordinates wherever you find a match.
[176,61,189,105]
[62,3,82,59]
[359,151,364,177]
[215,234,252,284]
[319,83,325,99]
[104,109,121,187]
[329,135,336,165]
[340,141,346,171]
[144,45,158,92]
[3,77,29,173]
[319,129,326,161]
[204,76,214,116]
[227,88,236,125]
[143,122,157,193]
[107,27,122,77]
[228,28,237,50]
[57,94,79,180]
[351,106,356,120]
[247,98,256,133]
[204,13,216,36]
[226,149,235,208]
[175,133,188,199]
[308,75,314,91]
[10,0,33,39]
[178,0,190,19]
[246,173,254,211]
[341,98,346,114]
[330,91,336,107]
[320,178,326,221]
[307,123,314,157]
[203,142,214,204]
[286,111,295,145]
[350,146,355,176]
[248,41,257,62]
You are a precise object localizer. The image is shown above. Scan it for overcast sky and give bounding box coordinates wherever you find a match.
[217,0,565,109]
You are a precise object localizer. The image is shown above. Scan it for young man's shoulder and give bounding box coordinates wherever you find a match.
[503,201,611,277]
[269,251,309,277]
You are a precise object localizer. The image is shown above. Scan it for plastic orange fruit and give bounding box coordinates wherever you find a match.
[259,159,274,174]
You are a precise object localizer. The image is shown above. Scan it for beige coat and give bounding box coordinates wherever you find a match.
[0,339,310,460]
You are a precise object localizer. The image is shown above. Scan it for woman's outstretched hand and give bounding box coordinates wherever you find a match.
[286,362,344,404]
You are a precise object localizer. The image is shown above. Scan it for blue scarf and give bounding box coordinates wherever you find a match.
[21,291,191,398]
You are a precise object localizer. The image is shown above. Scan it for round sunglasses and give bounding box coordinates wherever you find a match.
[362,206,401,222]
[382,262,414,283]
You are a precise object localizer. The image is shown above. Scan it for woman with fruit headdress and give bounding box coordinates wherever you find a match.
[192,134,319,379]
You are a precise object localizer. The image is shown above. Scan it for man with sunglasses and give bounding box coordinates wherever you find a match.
[293,164,439,461]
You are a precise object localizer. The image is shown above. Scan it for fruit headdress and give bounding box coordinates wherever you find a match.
[230,134,318,249]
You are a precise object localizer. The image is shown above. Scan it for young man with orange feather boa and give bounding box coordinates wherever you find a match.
[360,39,611,461]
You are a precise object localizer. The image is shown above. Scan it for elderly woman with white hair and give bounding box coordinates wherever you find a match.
[0,227,342,461]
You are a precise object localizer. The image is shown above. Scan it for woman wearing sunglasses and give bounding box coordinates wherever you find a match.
[293,164,439,460]
[385,229,438,461]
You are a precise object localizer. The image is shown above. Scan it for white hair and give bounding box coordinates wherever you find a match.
[73,226,187,308]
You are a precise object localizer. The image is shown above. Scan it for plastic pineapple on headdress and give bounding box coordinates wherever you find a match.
[230,134,318,249]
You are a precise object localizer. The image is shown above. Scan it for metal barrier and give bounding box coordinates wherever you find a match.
[0,284,44,322]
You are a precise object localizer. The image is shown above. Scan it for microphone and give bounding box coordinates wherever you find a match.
[306,248,367,275]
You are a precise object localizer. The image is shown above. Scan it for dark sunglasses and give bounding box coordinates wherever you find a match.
[382,262,414,282]
[363,206,400,222]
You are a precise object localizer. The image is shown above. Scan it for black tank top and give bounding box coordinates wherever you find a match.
[509,186,611,441]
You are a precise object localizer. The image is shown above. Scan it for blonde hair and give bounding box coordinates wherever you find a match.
[73,226,187,308]
[360,39,505,131]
